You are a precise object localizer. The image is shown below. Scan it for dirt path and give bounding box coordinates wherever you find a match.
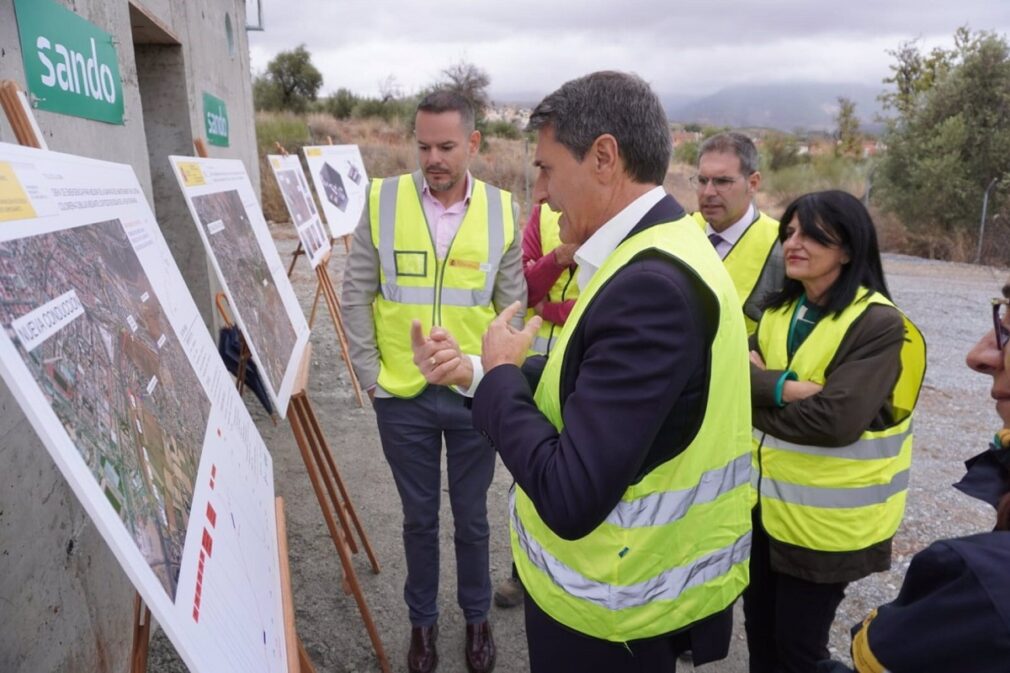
[148,233,1010,672]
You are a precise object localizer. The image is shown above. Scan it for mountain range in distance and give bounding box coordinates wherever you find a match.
[666,82,886,134]
[495,81,889,134]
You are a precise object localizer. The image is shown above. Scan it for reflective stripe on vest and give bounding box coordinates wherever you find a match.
[606,453,751,528]
[511,487,752,611]
[754,289,926,552]
[692,209,780,335]
[761,469,910,509]
[755,422,912,461]
[512,213,752,641]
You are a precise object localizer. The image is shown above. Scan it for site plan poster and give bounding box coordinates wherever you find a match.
[0,142,286,672]
[301,144,368,238]
[169,156,310,418]
[266,154,331,269]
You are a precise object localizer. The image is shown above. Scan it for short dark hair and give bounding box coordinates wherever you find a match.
[416,90,476,132]
[527,71,671,185]
[763,190,890,315]
[698,132,760,175]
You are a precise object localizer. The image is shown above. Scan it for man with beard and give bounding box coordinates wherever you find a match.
[341,90,524,673]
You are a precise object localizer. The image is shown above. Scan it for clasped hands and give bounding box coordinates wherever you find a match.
[410,301,541,388]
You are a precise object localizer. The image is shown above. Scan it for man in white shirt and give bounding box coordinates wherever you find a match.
[411,71,753,673]
[692,132,783,335]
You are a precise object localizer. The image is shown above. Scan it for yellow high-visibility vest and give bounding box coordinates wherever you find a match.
[369,174,515,397]
[530,205,579,355]
[754,289,926,551]
[693,210,780,335]
[512,214,753,642]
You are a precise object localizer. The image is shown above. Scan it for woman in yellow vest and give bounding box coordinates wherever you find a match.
[745,190,926,673]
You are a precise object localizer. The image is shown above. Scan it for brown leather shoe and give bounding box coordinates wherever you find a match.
[407,623,438,673]
[464,620,496,673]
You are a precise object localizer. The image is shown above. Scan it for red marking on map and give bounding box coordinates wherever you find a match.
[206,502,217,528]
[202,528,214,557]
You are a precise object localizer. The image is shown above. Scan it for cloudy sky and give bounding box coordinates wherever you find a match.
[247,1,1010,102]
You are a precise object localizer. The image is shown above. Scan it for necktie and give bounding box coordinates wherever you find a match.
[708,233,725,249]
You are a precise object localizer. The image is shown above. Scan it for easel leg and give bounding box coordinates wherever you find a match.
[130,592,152,673]
[315,266,364,407]
[307,279,324,329]
[301,393,381,574]
[342,234,351,254]
[287,243,304,279]
[288,394,390,673]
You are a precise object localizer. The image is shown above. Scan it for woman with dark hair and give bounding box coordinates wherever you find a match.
[744,190,927,673]
[819,282,1010,673]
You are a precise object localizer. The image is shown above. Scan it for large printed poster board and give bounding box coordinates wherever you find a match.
[0,143,286,672]
[169,157,310,418]
[266,154,331,269]
[302,144,369,238]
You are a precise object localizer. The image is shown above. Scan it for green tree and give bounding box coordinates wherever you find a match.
[324,88,358,119]
[876,28,1010,237]
[835,97,862,158]
[254,45,322,113]
[762,131,802,171]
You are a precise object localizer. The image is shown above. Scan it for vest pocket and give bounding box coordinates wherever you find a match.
[394,250,427,277]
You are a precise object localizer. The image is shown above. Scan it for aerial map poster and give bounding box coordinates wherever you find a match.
[169,156,310,418]
[0,142,287,672]
[266,154,331,269]
[301,144,369,238]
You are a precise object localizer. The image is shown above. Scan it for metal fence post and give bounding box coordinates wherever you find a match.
[974,177,999,264]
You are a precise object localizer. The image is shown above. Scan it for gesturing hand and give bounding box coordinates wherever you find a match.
[481,302,541,373]
[410,321,474,388]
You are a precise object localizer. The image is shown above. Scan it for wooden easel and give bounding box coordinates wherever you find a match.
[0,82,319,673]
[273,141,364,408]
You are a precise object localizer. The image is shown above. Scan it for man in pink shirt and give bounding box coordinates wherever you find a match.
[342,91,525,673]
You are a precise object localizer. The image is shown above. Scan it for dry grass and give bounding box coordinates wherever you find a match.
[257,114,937,263]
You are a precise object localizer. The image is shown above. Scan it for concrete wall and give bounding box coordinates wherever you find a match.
[0,1,258,670]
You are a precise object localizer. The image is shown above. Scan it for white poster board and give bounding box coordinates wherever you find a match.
[169,157,310,418]
[0,143,286,673]
[301,144,368,238]
[266,154,330,269]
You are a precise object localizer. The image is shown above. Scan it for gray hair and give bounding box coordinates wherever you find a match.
[698,132,760,175]
[416,90,476,132]
[528,71,671,185]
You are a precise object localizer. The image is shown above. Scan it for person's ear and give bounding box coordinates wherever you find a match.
[468,129,481,156]
[591,134,619,180]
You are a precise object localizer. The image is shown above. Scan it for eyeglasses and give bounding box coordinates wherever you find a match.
[992,297,1010,351]
[690,175,741,193]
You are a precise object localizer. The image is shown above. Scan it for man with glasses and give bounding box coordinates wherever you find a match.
[691,132,783,335]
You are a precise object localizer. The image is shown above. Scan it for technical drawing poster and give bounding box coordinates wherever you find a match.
[266,154,330,268]
[169,156,309,418]
[0,142,286,672]
[302,144,368,238]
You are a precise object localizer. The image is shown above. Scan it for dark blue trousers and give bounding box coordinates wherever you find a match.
[373,385,495,627]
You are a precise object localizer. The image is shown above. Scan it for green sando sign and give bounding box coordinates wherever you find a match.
[203,92,230,147]
[14,0,125,125]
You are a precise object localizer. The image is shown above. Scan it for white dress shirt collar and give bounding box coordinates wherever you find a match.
[705,202,756,259]
[575,186,667,291]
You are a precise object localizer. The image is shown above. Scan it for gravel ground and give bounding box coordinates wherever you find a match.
[147,234,1010,672]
